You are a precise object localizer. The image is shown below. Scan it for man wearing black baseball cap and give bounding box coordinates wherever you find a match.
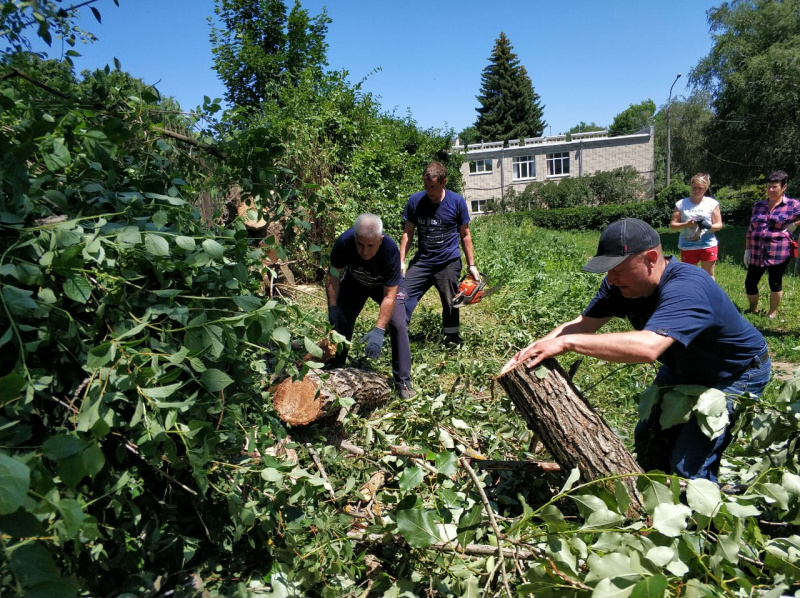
[502,218,770,482]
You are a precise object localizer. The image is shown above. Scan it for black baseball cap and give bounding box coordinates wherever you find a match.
[582,218,661,273]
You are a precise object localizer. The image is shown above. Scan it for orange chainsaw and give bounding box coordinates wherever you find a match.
[452,272,501,308]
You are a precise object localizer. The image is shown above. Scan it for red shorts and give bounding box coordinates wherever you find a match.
[681,247,718,264]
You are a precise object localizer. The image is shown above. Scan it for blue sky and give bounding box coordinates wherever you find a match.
[42,0,720,136]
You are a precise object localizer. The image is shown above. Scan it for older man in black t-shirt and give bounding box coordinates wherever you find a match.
[327,214,413,397]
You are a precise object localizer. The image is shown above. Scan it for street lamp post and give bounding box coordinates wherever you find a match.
[666,72,682,187]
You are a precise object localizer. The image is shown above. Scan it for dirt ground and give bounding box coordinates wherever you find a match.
[771,361,799,382]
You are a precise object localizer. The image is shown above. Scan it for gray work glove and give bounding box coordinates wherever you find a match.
[468,265,480,281]
[361,327,385,359]
[328,305,346,329]
[400,261,407,276]
[744,249,751,266]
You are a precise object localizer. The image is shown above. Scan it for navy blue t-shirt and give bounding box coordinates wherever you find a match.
[330,228,403,289]
[403,189,470,266]
[583,258,766,386]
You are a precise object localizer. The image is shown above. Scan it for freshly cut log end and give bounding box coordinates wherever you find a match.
[272,367,392,425]
[272,377,321,425]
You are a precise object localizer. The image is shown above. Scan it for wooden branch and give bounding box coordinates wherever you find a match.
[460,458,513,598]
[498,358,644,515]
[470,459,561,474]
[2,67,70,98]
[152,126,229,160]
[351,533,541,560]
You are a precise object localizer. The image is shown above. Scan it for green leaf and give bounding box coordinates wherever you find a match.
[694,387,727,417]
[629,573,668,598]
[0,371,26,402]
[652,503,692,537]
[534,366,548,379]
[2,285,37,315]
[235,295,262,312]
[176,236,196,250]
[57,498,85,539]
[144,233,170,257]
[0,453,30,515]
[202,238,225,259]
[686,478,722,517]
[200,369,234,393]
[140,382,183,399]
[303,336,323,358]
[43,435,87,460]
[395,496,439,548]
[397,466,424,491]
[659,390,693,429]
[8,544,65,591]
[638,384,659,420]
[456,502,484,548]
[782,471,800,496]
[272,326,291,347]
[582,508,626,529]
[434,451,458,477]
[117,226,142,246]
[63,274,92,304]
[591,578,635,598]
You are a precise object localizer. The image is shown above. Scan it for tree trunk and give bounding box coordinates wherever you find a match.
[272,367,391,425]
[498,358,643,513]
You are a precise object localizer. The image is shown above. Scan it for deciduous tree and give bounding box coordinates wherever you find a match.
[209,0,330,108]
[690,0,800,188]
[474,32,546,143]
[608,99,655,137]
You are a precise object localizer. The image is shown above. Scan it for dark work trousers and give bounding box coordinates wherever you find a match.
[334,280,412,391]
[403,257,462,335]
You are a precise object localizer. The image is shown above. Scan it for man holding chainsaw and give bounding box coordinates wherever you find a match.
[400,162,480,346]
[327,214,413,398]
[502,218,770,482]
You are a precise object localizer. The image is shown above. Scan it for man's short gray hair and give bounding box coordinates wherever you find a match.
[354,213,383,240]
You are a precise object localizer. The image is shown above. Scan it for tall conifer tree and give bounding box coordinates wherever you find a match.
[474,32,546,143]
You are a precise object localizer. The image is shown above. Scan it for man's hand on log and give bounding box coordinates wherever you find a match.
[501,337,565,375]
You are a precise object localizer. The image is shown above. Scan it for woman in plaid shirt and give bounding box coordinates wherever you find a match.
[744,170,800,318]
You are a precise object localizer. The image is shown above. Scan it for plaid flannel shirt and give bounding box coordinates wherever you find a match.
[747,196,800,267]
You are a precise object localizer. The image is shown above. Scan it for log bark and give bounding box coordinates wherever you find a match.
[498,358,644,513]
[272,367,391,425]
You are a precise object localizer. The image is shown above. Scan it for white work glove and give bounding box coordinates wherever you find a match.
[744,250,751,266]
[468,265,480,281]
[787,221,798,234]
[400,261,407,276]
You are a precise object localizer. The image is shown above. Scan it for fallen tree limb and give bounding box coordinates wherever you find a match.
[498,358,644,515]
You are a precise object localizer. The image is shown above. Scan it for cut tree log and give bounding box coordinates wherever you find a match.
[272,367,391,425]
[498,358,644,514]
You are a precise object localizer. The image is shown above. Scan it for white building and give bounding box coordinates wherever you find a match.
[453,127,655,215]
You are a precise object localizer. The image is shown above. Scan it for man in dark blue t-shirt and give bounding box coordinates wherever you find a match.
[327,214,413,397]
[400,162,480,345]
[503,218,771,482]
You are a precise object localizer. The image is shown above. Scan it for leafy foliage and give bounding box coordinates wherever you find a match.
[690,0,800,191]
[209,0,331,108]
[608,99,656,137]
[474,32,546,143]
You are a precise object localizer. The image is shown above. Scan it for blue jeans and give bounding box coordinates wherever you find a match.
[403,257,462,335]
[634,350,771,482]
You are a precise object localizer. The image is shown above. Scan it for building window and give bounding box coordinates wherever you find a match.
[547,152,570,176]
[471,200,487,214]
[469,159,493,174]
[512,155,535,180]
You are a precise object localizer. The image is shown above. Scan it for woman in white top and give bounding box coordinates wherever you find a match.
[669,172,723,279]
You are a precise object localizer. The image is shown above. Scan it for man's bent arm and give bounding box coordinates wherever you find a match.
[375,285,398,330]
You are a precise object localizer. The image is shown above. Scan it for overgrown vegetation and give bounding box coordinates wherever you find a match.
[2,2,800,596]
